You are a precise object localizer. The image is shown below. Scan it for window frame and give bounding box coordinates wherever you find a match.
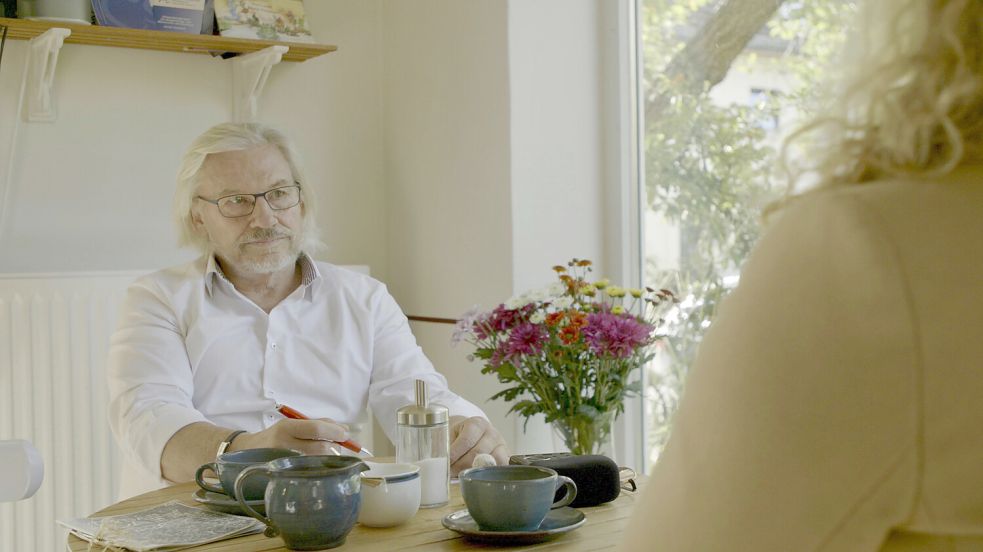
[601,0,648,472]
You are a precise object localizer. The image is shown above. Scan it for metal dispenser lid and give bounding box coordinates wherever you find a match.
[396,379,449,426]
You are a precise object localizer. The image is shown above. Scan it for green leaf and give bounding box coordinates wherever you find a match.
[490,387,524,403]
[496,363,518,380]
[507,400,541,419]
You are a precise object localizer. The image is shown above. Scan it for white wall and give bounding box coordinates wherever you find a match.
[381,0,512,318]
[381,0,613,455]
[509,0,606,293]
[381,0,516,450]
[0,1,389,277]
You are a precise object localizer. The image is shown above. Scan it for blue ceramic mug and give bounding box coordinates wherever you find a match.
[459,465,577,531]
[235,455,369,550]
[194,448,300,500]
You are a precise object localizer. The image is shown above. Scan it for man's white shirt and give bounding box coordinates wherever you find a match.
[107,254,485,498]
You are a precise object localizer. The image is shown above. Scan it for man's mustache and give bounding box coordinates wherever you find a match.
[238,228,292,244]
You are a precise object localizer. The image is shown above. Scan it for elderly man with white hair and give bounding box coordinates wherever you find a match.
[107,122,508,499]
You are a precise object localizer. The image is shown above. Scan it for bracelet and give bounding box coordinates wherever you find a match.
[216,429,247,459]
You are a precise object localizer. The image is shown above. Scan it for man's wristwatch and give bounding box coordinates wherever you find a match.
[217,430,247,458]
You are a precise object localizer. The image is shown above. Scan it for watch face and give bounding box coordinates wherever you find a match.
[217,430,246,457]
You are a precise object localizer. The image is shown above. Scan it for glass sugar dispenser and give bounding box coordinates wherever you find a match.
[396,379,450,508]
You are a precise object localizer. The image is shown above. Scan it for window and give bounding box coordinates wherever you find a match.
[637,0,856,469]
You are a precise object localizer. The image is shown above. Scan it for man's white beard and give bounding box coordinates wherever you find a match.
[238,246,299,274]
[224,226,305,275]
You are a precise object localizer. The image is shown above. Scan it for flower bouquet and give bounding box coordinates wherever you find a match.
[453,259,676,455]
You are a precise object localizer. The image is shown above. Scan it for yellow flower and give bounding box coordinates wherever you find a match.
[581,284,597,297]
[594,278,610,290]
[629,288,644,298]
[606,286,626,298]
[611,305,625,315]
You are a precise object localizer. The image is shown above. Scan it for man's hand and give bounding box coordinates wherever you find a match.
[162,418,350,483]
[449,416,510,475]
[230,418,350,456]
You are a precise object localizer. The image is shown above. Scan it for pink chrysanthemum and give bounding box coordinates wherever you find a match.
[583,312,654,358]
[504,322,548,360]
[474,304,532,340]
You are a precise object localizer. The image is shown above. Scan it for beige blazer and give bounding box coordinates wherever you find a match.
[621,166,983,551]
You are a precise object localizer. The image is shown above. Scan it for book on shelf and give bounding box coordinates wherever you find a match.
[213,0,314,43]
[92,0,215,35]
[58,500,263,552]
[1,0,16,19]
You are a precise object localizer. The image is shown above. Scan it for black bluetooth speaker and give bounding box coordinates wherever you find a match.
[509,453,622,507]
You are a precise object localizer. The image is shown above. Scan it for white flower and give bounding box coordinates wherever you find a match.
[527,288,549,302]
[553,296,573,309]
[530,311,546,323]
[450,305,481,347]
[505,296,526,309]
[548,282,567,297]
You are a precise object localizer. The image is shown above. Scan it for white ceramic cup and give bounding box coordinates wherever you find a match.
[358,462,421,528]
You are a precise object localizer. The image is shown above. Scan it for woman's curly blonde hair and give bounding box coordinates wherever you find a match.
[779,0,982,195]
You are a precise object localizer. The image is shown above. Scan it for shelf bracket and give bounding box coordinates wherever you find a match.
[231,45,289,123]
[23,27,72,122]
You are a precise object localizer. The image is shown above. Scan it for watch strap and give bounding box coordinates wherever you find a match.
[216,429,247,459]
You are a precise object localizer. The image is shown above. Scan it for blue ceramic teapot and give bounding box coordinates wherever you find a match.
[235,455,369,550]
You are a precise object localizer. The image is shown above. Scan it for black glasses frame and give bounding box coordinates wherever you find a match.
[196,183,302,218]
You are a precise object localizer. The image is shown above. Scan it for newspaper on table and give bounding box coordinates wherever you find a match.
[58,500,264,552]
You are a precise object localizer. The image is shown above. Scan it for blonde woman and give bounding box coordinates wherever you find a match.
[621,0,983,550]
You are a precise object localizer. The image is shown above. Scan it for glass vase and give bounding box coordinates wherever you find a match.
[551,410,616,456]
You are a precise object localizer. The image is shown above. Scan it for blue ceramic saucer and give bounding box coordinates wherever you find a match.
[441,507,585,544]
[192,488,265,516]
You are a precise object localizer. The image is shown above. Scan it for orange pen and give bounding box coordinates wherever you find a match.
[275,403,372,456]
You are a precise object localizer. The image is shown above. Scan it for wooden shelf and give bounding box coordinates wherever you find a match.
[0,17,336,62]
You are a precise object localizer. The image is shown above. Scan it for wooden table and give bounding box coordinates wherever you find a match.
[67,479,641,551]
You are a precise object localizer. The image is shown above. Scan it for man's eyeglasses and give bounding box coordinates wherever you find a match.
[196,183,302,218]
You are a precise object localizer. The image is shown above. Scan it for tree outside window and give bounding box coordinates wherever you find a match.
[641,0,857,466]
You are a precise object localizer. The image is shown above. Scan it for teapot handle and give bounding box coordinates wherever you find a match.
[234,465,277,537]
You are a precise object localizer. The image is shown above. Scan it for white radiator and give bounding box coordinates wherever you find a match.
[0,272,143,552]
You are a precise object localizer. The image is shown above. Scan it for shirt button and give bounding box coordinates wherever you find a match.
[271,342,278,350]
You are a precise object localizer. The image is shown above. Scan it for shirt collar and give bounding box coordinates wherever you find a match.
[298,253,321,292]
[203,252,321,297]
[203,254,225,296]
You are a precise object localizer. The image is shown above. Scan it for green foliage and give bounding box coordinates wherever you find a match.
[641,0,856,453]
